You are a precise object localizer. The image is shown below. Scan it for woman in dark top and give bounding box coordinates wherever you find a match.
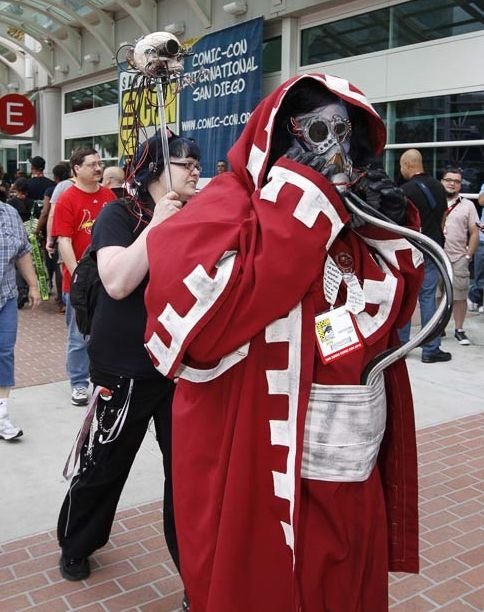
[57,132,200,608]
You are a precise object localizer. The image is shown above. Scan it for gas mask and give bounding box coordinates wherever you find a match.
[289,102,353,181]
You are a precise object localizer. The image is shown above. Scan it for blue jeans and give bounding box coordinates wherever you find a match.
[0,298,17,387]
[398,257,441,357]
[64,292,90,389]
[468,241,484,305]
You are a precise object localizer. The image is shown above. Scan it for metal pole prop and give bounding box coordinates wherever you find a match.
[122,31,197,192]
[155,82,173,193]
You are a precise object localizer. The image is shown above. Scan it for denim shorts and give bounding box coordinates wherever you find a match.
[0,298,18,387]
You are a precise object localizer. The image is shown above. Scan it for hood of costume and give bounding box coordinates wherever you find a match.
[228,73,386,191]
[144,74,423,610]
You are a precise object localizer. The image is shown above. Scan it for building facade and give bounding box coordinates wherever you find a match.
[0,0,482,191]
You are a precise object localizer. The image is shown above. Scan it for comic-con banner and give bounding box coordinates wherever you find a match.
[117,66,177,160]
[181,18,263,177]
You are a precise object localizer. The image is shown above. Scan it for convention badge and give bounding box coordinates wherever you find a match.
[315,305,362,364]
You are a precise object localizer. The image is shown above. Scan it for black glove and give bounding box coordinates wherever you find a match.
[285,146,339,180]
[354,169,407,225]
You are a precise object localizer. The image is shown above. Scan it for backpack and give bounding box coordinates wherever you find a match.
[70,198,140,335]
[70,249,101,336]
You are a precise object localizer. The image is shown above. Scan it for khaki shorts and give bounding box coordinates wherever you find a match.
[451,256,471,300]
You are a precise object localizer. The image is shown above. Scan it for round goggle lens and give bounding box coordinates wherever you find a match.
[334,121,349,140]
[307,121,329,143]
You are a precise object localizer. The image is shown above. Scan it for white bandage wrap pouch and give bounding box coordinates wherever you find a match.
[301,374,386,482]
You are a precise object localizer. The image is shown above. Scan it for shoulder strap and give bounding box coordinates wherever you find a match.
[413,179,438,210]
[445,195,462,217]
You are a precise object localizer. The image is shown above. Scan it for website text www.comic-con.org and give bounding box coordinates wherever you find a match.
[181,111,251,132]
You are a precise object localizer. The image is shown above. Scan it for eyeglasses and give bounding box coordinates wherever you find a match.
[442,178,462,184]
[170,160,202,173]
[82,161,103,169]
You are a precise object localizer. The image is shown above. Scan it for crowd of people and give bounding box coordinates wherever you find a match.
[396,150,483,357]
[1,71,483,611]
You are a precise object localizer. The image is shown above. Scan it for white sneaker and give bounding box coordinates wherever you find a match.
[0,417,23,440]
[71,387,89,406]
[479,306,484,314]
[467,299,479,312]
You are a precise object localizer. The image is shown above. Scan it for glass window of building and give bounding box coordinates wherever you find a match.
[301,11,389,65]
[17,143,32,177]
[5,148,18,182]
[65,80,118,113]
[300,0,484,66]
[392,0,484,46]
[263,36,282,73]
[393,93,484,144]
[64,134,118,165]
[376,91,484,194]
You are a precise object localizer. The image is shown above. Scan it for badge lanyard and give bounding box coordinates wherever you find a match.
[315,253,364,364]
[443,196,461,236]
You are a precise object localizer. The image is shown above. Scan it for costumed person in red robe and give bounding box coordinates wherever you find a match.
[144,74,425,611]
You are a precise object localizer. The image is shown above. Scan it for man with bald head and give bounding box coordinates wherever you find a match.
[398,149,451,363]
[101,165,126,198]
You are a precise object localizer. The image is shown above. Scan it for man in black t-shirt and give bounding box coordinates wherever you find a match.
[26,156,55,200]
[398,149,451,363]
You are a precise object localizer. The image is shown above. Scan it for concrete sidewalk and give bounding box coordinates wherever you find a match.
[404,310,483,428]
[3,381,167,543]
[2,298,170,543]
[4,309,483,543]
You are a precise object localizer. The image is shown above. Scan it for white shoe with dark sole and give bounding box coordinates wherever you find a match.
[0,418,23,440]
[71,387,89,406]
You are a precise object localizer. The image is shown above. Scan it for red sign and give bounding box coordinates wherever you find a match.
[0,94,35,135]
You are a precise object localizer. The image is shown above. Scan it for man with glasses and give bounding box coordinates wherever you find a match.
[52,148,116,406]
[398,149,451,363]
[441,168,480,345]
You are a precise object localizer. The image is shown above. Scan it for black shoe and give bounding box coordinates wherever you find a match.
[59,555,90,581]
[454,330,471,345]
[421,349,452,363]
[17,293,28,309]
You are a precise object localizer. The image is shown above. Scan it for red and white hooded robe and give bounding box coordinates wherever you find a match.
[144,74,423,612]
